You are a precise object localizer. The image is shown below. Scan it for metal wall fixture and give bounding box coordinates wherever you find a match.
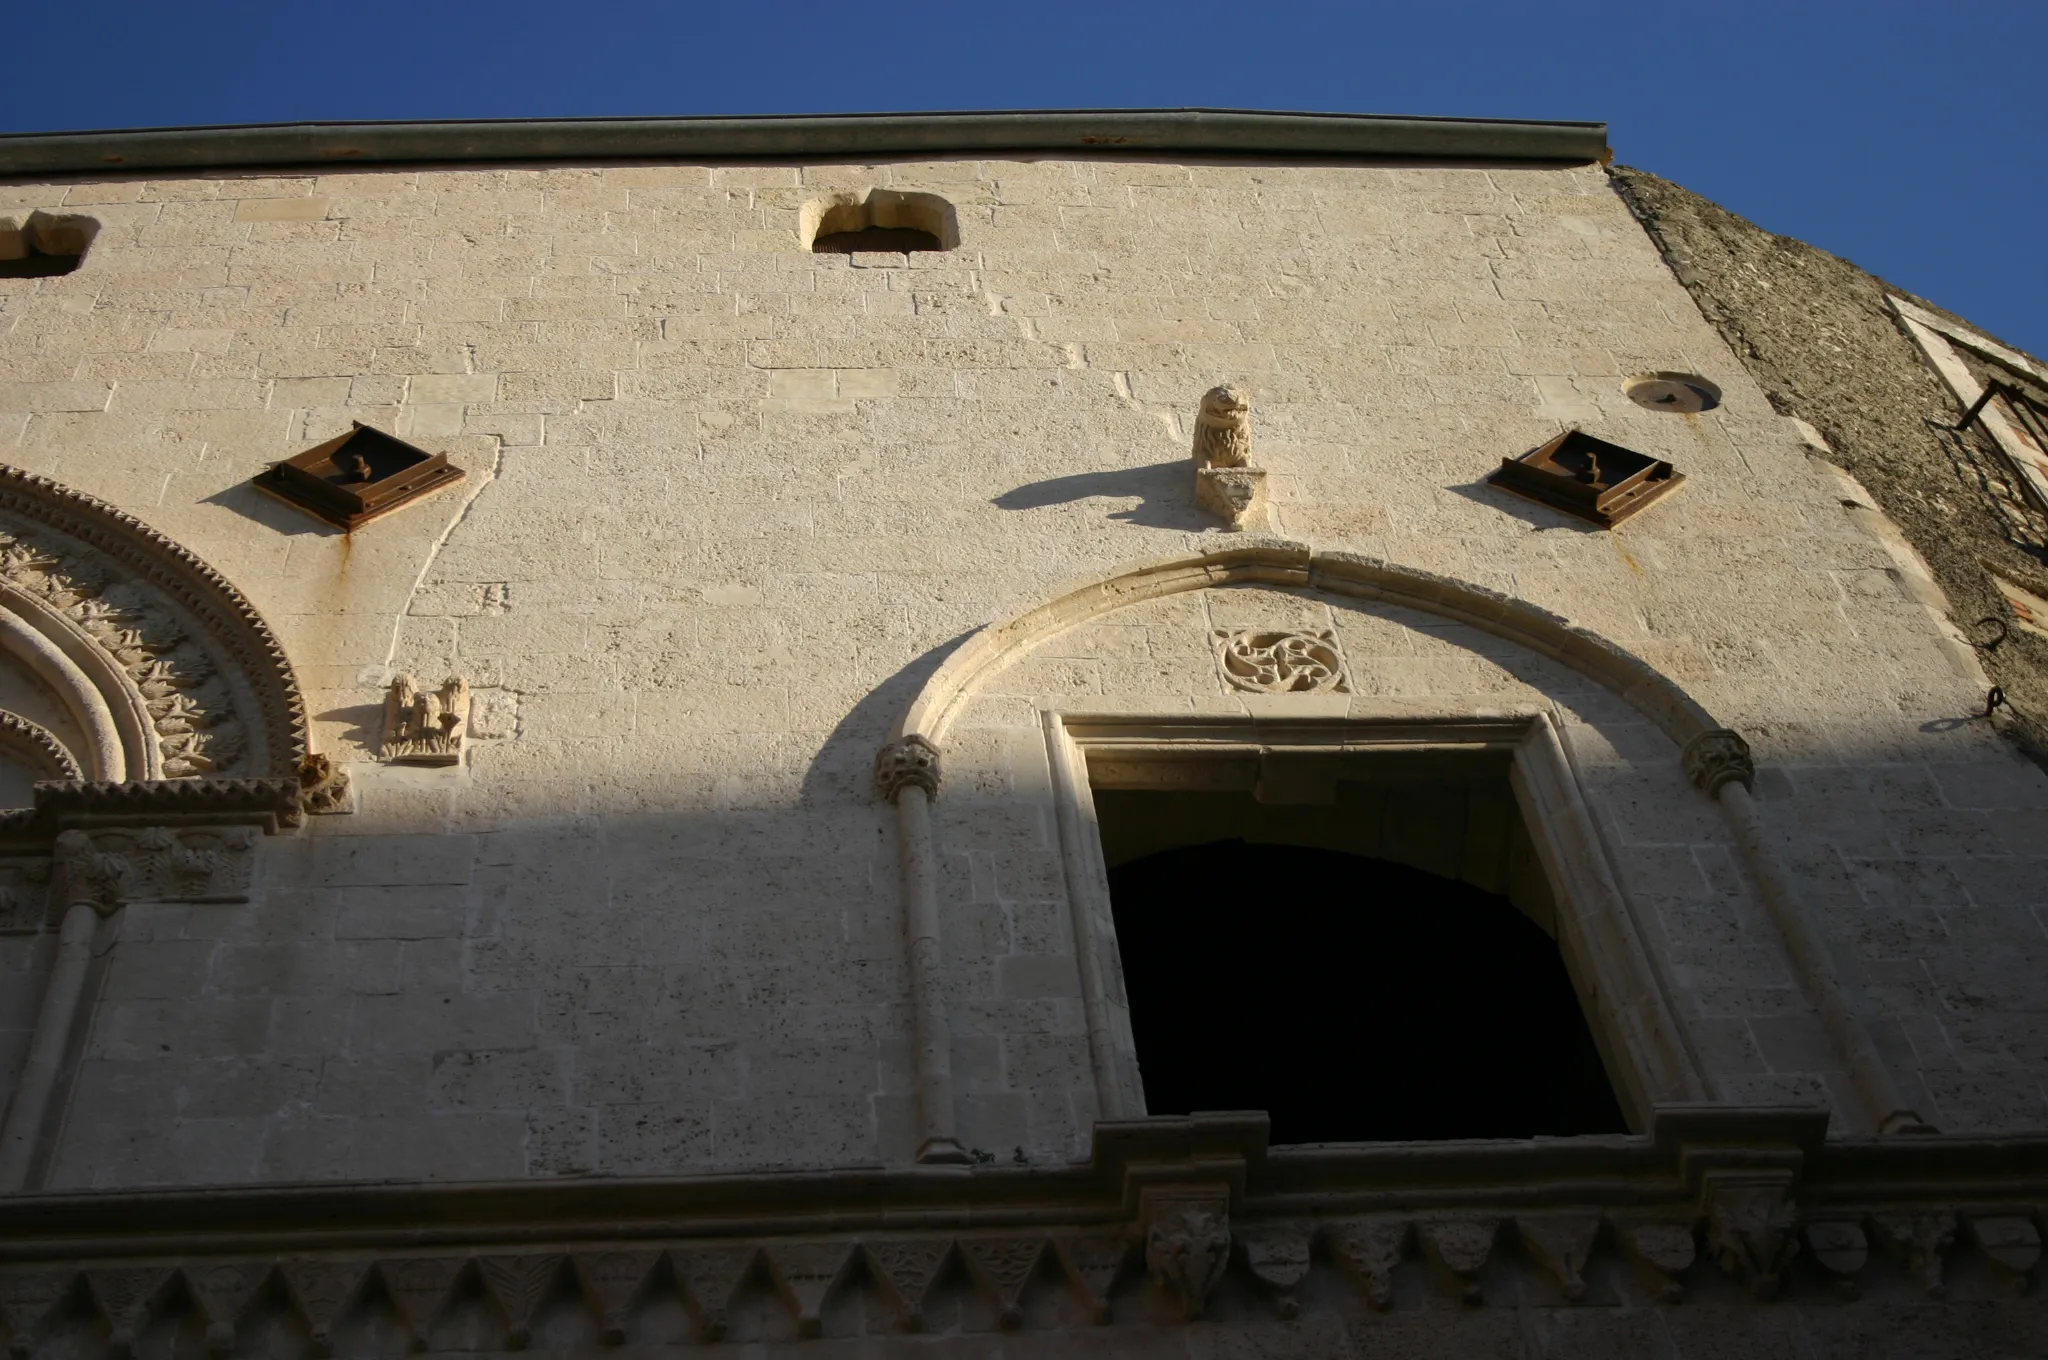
[1489,429,1685,529]
[252,423,465,531]
[1956,378,2048,516]
[1624,372,1721,414]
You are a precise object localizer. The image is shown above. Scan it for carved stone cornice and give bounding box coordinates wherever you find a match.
[0,463,307,777]
[0,1114,2039,1343]
[1683,726,1755,794]
[874,735,941,802]
[0,781,301,914]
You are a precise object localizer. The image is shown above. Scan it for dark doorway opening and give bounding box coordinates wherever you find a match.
[1106,840,1628,1143]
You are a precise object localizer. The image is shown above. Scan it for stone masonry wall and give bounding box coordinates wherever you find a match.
[0,155,2042,1189]
[1612,166,2048,760]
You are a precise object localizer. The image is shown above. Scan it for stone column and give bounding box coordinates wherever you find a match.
[0,824,262,1191]
[0,895,99,1189]
[1684,730,1932,1134]
[875,736,970,1165]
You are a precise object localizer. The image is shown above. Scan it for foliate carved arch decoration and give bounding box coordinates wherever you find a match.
[0,465,307,787]
[0,712,80,782]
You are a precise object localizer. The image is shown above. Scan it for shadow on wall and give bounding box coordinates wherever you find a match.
[1443,478,1604,534]
[991,461,1212,532]
[798,627,980,805]
[203,480,343,538]
[315,701,385,752]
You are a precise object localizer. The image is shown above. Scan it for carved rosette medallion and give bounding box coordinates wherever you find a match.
[1682,728,1755,795]
[1213,629,1349,694]
[875,735,941,802]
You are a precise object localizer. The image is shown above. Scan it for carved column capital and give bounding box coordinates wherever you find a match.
[1142,1187,1231,1319]
[55,824,259,914]
[1682,727,1754,795]
[295,752,352,821]
[875,735,941,802]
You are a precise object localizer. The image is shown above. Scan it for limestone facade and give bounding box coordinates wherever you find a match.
[0,113,2043,1357]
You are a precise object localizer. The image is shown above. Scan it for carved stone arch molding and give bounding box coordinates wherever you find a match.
[0,466,321,1191]
[892,542,1720,751]
[0,464,307,790]
[875,543,1927,1164]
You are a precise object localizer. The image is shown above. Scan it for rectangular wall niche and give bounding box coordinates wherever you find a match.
[1047,715,1683,1145]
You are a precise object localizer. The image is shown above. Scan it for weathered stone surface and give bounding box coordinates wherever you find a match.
[0,149,2035,1289]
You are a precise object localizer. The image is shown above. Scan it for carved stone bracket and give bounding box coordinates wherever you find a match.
[1682,727,1755,795]
[1052,1235,1131,1325]
[956,1237,1043,1330]
[1237,1221,1311,1318]
[1871,1211,1958,1297]
[55,825,258,912]
[296,753,352,819]
[1616,1219,1696,1302]
[1191,385,1267,531]
[1325,1217,1408,1311]
[1701,1170,1800,1300]
[1418,1217,1500,1305]
[1965,1213,2042,1292]
[1142,1186,1231,1320]
[1516,1213,1600,1302]
[1805,1220,1869,1298]
[874,735,941,802]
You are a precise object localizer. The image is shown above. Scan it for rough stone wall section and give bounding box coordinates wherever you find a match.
[1610,166,2048,762]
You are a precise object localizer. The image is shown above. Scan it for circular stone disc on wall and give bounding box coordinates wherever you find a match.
[1624,372,1722,413]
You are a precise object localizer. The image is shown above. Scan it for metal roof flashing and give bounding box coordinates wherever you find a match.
[0,108,1608,178]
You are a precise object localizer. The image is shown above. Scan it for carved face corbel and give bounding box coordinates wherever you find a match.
[1700,1170,1799,1299]
[1141,1187,1231,1319]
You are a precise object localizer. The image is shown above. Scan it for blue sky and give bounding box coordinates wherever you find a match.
[5,0,2043,351]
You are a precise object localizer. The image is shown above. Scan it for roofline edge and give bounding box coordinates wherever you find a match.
[0,108,1609,177]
